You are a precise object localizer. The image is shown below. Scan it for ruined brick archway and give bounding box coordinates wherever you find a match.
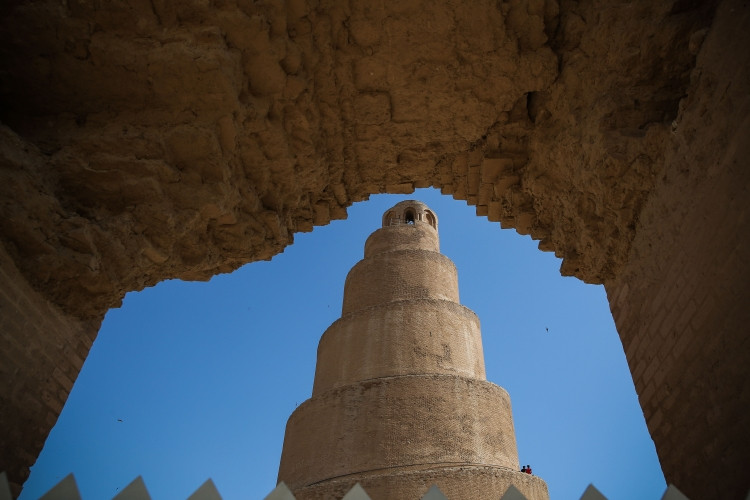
[0,1,748,498]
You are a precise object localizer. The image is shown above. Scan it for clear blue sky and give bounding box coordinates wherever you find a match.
[20,188,666,500]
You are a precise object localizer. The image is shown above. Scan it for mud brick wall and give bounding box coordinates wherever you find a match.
[0,243,99,497]
[605,4,750,497]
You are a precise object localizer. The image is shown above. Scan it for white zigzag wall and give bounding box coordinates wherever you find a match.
[0,471,691,500]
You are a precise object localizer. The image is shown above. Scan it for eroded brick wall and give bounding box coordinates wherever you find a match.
[605,2,750,498]
[607,172,749,499]
[0,242,100,496]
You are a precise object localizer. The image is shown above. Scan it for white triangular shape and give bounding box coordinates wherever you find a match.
[39,474,82,500]
[263,482,296,500]
[187,478,222,500]
[113,476,151,500]
[580,484,608,500]
[342,483,372,500]
[421,484,449,500]
[661,484,690,500]
[500,484,529,500]
[0,472,12,500]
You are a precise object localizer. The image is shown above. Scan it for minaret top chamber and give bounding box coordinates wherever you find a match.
[381,200,438,231]
[365,201,440,259]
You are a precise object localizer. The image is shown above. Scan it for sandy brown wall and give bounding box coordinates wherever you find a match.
[605,3,750,497]
[0,0,713,318]
[0,242,99,497]
[279,375,519,489]
[314,300,485,394]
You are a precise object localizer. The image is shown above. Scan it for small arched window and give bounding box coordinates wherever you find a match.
[425,211,436,229]
[383,211,394,226]
[404,209,415,224]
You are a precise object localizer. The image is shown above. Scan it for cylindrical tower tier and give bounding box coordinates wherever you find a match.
[342,250,459,315]
[314,299,485,395]
[364,223,440,258]
[293,466,549,500]
[279,375,519,490]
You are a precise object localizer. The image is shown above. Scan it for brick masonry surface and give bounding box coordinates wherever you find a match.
[604,7,750,495]
[0,242,100,497]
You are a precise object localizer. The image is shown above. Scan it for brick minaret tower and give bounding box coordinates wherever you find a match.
[277,200,549,499]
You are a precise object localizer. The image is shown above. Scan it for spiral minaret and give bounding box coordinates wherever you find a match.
[277,200,549,499]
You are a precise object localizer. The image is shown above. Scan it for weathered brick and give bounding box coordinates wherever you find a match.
[0,242,99,485]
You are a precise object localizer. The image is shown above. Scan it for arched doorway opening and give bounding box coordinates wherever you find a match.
[19,189,665,500]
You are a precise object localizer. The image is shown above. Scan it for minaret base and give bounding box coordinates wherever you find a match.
[279,375,519,488]
[293,465,549,500]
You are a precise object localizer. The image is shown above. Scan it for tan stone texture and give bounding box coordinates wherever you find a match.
[0,0,711,317]
[0,0,748,497]
[343,250,459,314]
[364,224,440,258]
[294,466,549,500]
[280,375,518,490]
[0,242,99,496]
[314,300,485,394]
